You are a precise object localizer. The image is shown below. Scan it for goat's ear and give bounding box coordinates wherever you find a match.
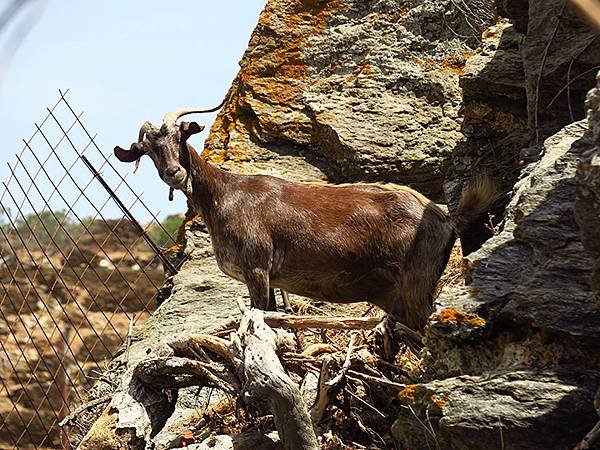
[180,121,204,138]
[114,143,145,163]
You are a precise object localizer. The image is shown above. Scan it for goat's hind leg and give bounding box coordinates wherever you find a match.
[268,288,291,312]
[281,290,293,314]
[244,268,271,310]
[267,289,277,311]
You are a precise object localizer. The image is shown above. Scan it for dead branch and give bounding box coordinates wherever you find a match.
[345,387,386,419]
[165,333,238,365]
[58,395,112,427]
[133,356,238,392]
[310,333,357,426]
[203,315,240,336]
[78,303,413,449]
[206,311,383,336]
[233,308,319,450]
[265,312,382,330]
[346,370,406,392]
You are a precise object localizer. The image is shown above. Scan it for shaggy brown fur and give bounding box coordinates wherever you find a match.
[115,119,496,330]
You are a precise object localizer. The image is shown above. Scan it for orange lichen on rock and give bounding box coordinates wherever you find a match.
[203,0,347,164]
[398,384,418,403]
[440,55,468,75]
[434,308,486,327]
[431,393,449,411]
[398,385,450,415]
[164,243,183,255]
[174,209,202,246]
[416,49,481,76]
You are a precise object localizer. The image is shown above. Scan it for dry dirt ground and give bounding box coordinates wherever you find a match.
[0,219,165,449]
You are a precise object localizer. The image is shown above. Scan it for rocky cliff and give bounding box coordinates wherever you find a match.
[77,1,600,449]
[395,115,600,450]
[203,0,496,200]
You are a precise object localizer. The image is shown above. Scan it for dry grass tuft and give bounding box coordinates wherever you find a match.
[434,240,465,299]
[450,0,497,36]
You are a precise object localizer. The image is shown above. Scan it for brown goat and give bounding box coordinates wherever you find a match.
[115,109,496,330]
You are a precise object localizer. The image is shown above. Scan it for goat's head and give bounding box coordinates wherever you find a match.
[114,109,205,196]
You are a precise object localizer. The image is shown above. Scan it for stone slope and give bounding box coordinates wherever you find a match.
[505,0,600,141]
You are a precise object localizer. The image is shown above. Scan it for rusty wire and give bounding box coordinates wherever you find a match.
[0,91,177,449]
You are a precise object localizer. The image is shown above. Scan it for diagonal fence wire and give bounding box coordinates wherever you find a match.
[0,90,181,449]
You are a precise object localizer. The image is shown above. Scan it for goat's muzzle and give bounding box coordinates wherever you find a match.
[162,165,187,188]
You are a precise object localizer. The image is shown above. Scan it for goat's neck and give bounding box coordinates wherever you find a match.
[185,145,228,220]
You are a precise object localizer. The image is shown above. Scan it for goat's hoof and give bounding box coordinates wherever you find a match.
[284,307,294,314]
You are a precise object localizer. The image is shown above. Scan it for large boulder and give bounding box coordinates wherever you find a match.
[392,4,600,448]
[444,0,600,253]
[203,0,495,200]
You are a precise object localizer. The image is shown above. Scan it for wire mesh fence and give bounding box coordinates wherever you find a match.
[0,90,178,449]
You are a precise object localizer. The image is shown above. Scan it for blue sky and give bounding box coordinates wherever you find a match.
[0,1,264,223]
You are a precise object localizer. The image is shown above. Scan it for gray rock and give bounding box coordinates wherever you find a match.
[444,21,529,253]
[445,0,600,253]
[503,0,600,139]
[496,0,528,33]
[576,73,600,300]
[428,120,599,369]
[392,370,597,450]
[124,221,249,367]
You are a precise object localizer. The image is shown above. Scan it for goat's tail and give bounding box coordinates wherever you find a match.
[453,176,498,233]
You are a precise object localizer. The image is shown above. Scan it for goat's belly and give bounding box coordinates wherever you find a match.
[271,268,396,305]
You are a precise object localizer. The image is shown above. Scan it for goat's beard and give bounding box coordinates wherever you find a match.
[164,170,193,200]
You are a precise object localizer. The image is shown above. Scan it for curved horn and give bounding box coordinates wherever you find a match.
[138,121,156,143]
[162,99,226,124]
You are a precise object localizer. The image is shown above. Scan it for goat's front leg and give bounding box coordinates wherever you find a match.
[244,268,270,310]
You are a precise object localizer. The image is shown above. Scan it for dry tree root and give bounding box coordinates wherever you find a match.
[309,333,357,427]
[233,303,319,450]
[76,306,415,449]
[204,311,383,337]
